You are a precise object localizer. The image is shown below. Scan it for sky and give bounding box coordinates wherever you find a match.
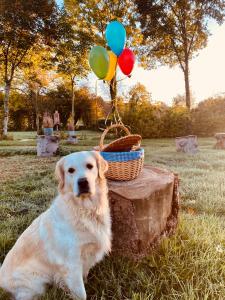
[56,0,64,7]
[56,0,225,105]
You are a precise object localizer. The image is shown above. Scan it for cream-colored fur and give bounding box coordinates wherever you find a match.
[0,151,111,300]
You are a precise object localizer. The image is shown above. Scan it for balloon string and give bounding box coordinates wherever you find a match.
[105,101,124,126]
[95,79,98,96]
[116,76,129,83]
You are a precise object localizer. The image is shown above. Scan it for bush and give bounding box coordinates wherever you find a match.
[123,96,225,138]
[123,102,191,138]
[160,106,191,137]
[0,133,14,141]
[192,97,225,136]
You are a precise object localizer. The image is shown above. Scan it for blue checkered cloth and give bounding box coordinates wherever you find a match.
[100,148,144,162]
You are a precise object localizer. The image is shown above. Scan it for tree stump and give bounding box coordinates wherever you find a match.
[108,165,179,260]
[214,133,225,149]
[67,135,78,144]
[175,135,198,154]
[37,135,59,157]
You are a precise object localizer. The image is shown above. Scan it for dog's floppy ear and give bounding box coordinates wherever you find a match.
[93,151,108,179]
[55,157,65,193]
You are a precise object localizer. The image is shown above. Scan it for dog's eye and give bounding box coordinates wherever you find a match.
[68,168,75,174]
[86,163,93,170]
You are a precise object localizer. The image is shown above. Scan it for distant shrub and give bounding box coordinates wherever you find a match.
[0,133,14,141]
[192,97,225,136]
[58,131,68,140]
[160,106,191,137]
[123,96,225,138]
[123,102,191,138]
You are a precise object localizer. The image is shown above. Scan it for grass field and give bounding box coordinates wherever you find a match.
[0,132,224,300]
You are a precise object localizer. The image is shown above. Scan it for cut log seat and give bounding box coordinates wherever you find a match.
[108,165,179,260]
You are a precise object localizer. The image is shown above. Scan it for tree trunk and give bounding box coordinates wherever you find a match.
[71,80,75,126]
[35,90,40,134]
[109,76,122,125]
[37,135,59,157]
[184,60,191,110]
[108,165,179,260]
[110,76,117,101]
[175,135,198,154]
[214,133,225,149]
[2,81,11,136]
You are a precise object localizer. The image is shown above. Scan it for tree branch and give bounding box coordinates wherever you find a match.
[171,38,185,73]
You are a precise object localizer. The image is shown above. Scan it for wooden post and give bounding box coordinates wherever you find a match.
[214,133,225,149]
[37,135,59,157]
[175,135,198,154]
[108,165,179,260]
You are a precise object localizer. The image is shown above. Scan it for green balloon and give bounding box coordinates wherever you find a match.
[89,46,109,79]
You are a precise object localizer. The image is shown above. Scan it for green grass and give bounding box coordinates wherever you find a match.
[0,132,224,299]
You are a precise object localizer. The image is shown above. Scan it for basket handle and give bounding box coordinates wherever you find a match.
[99,124,131,151]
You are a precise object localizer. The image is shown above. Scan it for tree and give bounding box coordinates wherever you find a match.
[53,10,92,128]
[46,85,105,128]
[172,94,186,107]
[128,83,151,107]
[64,0,143,123]
[0,0,59,135]
[135,0,225,109]
[192,96,225,136]
[20,48,58,133]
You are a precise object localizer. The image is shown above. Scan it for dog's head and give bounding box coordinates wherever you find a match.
[55,151,108,198]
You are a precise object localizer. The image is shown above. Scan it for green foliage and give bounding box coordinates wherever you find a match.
[65,0,142,48]
[123,102,190,138]
[64,0,144,103]
[123,84,190,138]
[136,0,225,68]
[4,86,105,131]
[0,0,61,134]
[4,82,225,138]
[192,96,225,136]
[121,84,225,138]
[53,9,91,82]
[135,0,225,108]
[123,103,160,138]
[161,106,191,138]
[0,0,59,82]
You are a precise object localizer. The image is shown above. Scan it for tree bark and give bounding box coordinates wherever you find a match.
[35,90,40,134]
[37,135,59,157]
[214,133,225,149]
[71,79,75,126]
[109,76,122,125]
[3,81,11,136]
[108,165,179,260]
[184,60,191,110]
[109,76,117,101]
[175,135,198,154]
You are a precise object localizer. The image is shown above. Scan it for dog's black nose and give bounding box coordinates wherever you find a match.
[78,177,89,194]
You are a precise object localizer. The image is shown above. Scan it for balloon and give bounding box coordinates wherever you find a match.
[118,48,135,75]
[89,46,109,79]
[105,21,126,56]
[104,51,117,81]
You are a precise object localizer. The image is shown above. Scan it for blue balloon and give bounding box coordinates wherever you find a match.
[105,21,126,56]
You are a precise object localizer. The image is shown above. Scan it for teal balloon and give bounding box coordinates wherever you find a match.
[105,21,126,56]
[89,46,109,79]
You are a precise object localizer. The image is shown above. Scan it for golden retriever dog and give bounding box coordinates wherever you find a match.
[0,151,111,300]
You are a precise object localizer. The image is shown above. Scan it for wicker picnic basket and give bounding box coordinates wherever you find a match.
[98,124,144,181]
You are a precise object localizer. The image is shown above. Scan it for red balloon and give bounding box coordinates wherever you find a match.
[118,48,135,75]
